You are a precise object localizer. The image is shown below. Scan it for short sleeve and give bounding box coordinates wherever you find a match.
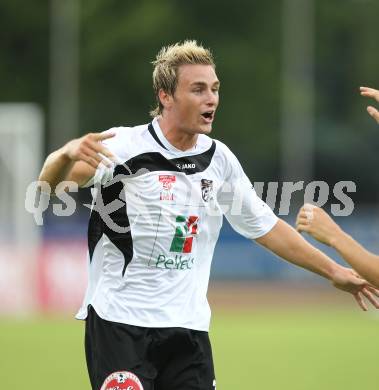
[216,144,278,240]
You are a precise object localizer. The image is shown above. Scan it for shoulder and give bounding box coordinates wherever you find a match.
[211,138,240,164]
[195,134,235,157]
[101,123,149,159]
[103,123,148,143]
[210,138,246,180]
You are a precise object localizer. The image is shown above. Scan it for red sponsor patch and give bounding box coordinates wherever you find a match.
[159,175,176,187]
[159,175,176,201]
[100,371,144,390]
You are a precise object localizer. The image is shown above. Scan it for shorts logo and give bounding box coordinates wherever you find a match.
[100,371,144,390]
[159,175,176,201]
[201,179,213,202]
[170,215,199,253]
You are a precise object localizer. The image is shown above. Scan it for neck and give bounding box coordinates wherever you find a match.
[157,116,198,151]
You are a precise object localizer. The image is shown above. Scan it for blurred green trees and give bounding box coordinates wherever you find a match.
[1,0,379,201]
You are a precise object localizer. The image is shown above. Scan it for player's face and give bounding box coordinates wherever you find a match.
[169,64,220,135]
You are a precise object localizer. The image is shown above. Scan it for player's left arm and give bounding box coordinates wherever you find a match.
[255,219,379,310]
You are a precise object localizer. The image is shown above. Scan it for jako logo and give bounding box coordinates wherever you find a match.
[170,215,199,253]
[176,163,196,169]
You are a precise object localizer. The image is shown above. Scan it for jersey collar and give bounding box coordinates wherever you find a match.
[151,117,199,154]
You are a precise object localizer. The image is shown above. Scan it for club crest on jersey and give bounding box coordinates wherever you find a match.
[159,175,176,201]
[201,179,213,202]
[100,371,144,390]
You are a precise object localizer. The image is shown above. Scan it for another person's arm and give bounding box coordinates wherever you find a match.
[296,204,379,289]
[217,143,379,310]
[360,86,379,124]
[38,132,115,192]
[256,218,378,310]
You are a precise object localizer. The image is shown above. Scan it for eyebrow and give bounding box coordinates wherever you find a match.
[190,81,220,87]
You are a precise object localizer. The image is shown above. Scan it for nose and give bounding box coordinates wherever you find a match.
[206,89,218,107]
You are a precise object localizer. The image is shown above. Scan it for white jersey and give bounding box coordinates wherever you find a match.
[76,118,278,331]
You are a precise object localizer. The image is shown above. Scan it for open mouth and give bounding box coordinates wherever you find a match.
[201,111,214,122]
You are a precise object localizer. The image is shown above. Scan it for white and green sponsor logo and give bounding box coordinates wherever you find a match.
[154,254,195,270]
[150,215,198,270]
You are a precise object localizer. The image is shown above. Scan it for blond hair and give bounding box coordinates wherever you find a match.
[150,40,215,117]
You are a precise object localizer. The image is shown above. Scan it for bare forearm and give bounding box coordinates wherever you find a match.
[38,147,75,191]
[38,131,112,191]
[332,231,379,288]
[278,238,337,280]
[257,220,338,280]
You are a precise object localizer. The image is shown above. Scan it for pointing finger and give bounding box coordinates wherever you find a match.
[93,132,116,141]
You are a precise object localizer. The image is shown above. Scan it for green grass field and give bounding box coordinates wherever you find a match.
[0,308,378,389]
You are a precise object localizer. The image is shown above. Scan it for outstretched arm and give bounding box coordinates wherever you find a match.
[360,86,379,124]
[296,204,379,289]
[256,219,379,310]
[38,132,115,192]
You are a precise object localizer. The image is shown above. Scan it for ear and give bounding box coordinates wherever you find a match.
[158,89,173,111]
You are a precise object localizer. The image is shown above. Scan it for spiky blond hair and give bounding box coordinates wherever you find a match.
[150,40,215,117]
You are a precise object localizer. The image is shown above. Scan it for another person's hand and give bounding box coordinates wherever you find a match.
[330,265,379,311]
[296,203,342,247]
[62,132,116,168]
[360,86,379,124]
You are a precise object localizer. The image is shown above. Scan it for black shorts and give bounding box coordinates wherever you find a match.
[85,306,216,390]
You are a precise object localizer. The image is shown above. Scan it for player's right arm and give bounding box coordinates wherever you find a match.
[38,132,115,192]
[296,204,379,289]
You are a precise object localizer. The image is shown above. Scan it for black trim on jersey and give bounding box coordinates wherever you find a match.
[117,140,216,176]
[101,173,133,276]
[88,175,133,277]
[88,208,103,262]
[148,122,168,150]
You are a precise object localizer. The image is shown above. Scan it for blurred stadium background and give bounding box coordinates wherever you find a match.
[1,0,379,389]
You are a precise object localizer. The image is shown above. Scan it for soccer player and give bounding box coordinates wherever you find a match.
[296,86,379,289]
[38,42,379,390]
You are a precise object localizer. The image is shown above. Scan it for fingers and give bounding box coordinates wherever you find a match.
[297,203,316,219]
[360,86,379,101]
[367,106,379,124]
[361,287,379,309]
[81,155,101,170]
[354,292,368,311]
[296,223,310,234]
[88,142,116,161]
[360,87,379,124]
[81,133,116,167]
[297,216,308,225]
[296,204,316,233]
[92,131,116,141]
[366,285,379,298]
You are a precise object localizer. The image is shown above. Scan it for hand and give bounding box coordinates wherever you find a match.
[296,204,342,246]
[330,266,379,311]
[62,132,116,169]
[360,86,379,124]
